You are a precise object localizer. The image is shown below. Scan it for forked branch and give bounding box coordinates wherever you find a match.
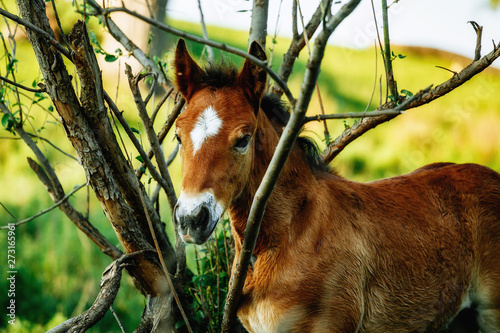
[322,41,500,164]
[46,252,145,333]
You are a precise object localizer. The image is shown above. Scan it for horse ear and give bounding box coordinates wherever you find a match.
[238,41,267,112]
[174,39,203,100]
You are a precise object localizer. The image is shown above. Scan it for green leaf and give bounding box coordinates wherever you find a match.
[1,113,10,128]
[174,320,186,329]
[88,31,98,45]
[398,54,407,59]
[401,89,413,97]
[104,54,118,62]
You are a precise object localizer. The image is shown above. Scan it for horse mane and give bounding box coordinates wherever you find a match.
[201,62,331,174]
[260,94,331,174]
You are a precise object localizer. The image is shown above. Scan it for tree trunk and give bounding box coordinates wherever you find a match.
[15,0,175,297]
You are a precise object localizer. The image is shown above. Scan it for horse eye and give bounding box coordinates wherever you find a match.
[234,135,251,151]
[175,133,182,145]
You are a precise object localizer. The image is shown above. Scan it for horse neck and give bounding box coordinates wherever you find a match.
[228,108,316,255]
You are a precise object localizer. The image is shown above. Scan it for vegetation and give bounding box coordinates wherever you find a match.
[0,0,499,332]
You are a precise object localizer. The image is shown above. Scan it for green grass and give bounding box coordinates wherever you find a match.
[1,14,500,332]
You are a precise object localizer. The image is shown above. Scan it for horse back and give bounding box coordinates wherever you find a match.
[316,163,500,332]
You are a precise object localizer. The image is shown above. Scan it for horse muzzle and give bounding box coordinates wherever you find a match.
[174,191,224,244]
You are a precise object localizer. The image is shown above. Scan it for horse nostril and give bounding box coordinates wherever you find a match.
[195,206,210,228]
[173,203,182,227]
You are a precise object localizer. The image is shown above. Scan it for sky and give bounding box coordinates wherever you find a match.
[166,0,500,64]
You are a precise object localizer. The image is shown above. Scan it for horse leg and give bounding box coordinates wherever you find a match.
[475,215,500,332]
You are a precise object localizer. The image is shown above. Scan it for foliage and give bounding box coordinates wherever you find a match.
[181,220,233,332]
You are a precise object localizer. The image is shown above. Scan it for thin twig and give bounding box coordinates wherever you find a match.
[468,21,483,61]
[0,74,44,93]
[304,108,405,123]
[0,7,72,61]
[296,0,329,140]
[151,87,174,125]
[435,66,458,75]
[26,133,78,161]
[381,0,398,100]
[363,40,379,114]
[0,202,19,222]
[132,157,193,333]
[125,64,178,211]
[197,0,214,62]
[109,306,126,333]
[0,183,86,228]
[136,97,184,179]
[50,0,70,47]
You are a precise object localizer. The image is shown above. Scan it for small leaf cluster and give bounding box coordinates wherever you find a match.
[88,31,123,62]
[178,220,233,332]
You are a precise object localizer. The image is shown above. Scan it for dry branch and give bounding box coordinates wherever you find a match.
[135,97,185,179]
[323,42,500,164]
[271,0,327,97]
[125,65,178,210]
[46,252,146,333]
[84,0,168,87]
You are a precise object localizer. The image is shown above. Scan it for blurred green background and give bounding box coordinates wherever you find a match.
[0,2,499,332]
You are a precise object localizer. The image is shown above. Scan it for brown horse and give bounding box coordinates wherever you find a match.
[172,39,500,333]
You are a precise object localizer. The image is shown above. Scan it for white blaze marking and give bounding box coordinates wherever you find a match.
[190,106,222,154]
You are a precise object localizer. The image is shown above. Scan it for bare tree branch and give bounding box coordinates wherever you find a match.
[271,0,327,96]
[381,0,398,100]
[46,252,145,333]
[304,108,406,123]
[125,66,178,210]
[0,74,44,93]
[322,41,500,164]
[0,7,71,60]
[469,21,483,61]
[0,182,85,227]
[84,0,168,87]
